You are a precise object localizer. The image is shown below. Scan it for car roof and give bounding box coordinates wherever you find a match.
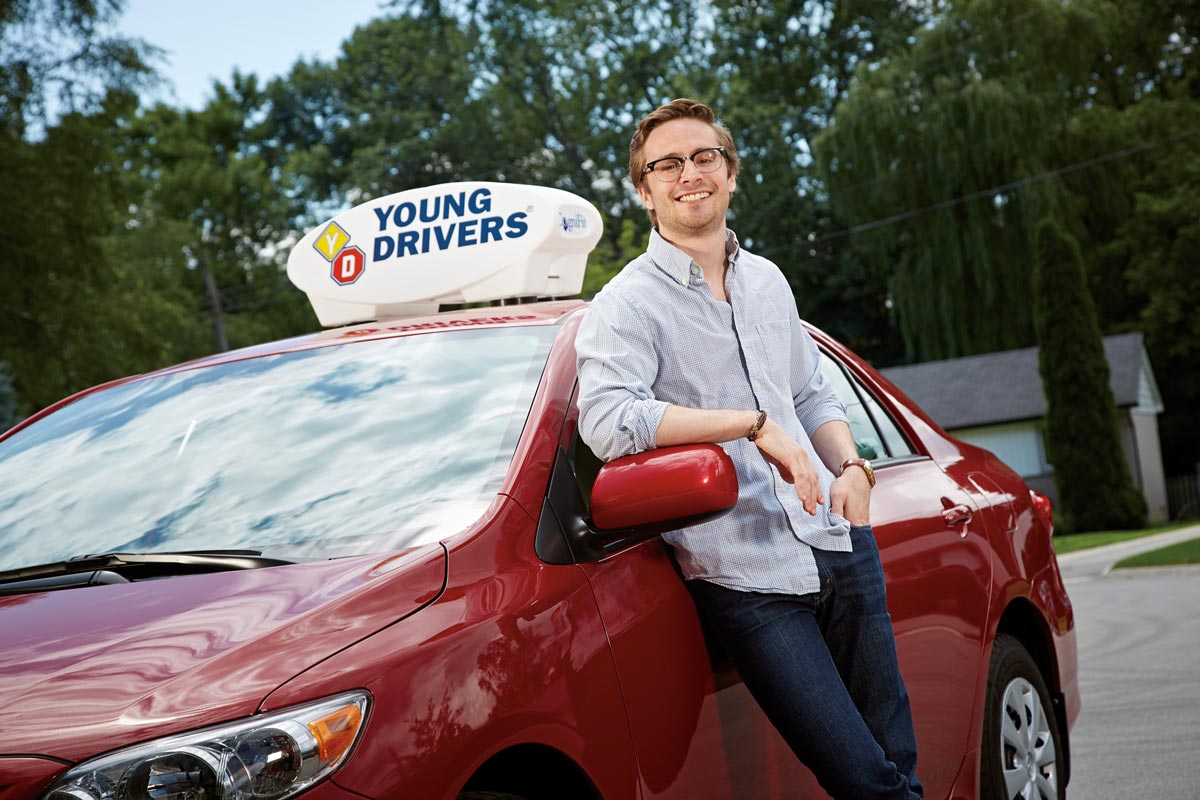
[152,299,588,378]
[0,300,587,444]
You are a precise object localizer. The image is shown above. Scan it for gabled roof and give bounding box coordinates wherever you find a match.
[880,332,1151,430]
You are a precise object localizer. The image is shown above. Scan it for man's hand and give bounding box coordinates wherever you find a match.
[753,417,823,514]
[830,467,871,526]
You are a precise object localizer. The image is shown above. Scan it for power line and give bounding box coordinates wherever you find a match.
[757,126,1200,256]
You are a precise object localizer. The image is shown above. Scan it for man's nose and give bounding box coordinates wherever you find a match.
[679,157,704,180]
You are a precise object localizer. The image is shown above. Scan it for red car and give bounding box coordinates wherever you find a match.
[0,184,1077,800]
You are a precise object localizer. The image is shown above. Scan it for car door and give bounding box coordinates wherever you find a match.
[822,352,994,798]
[551,351,995,800]
[556,389,797,800]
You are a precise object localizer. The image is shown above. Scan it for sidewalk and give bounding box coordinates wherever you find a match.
[1056,523,1200,582]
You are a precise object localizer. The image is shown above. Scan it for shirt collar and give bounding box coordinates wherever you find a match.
[646,228,743,288]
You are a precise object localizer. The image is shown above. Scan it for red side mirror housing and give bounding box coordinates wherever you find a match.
[590,444,739,533]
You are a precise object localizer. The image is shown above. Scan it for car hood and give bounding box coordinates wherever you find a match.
[0,544,445,762]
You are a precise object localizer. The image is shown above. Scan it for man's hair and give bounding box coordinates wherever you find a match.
[628,98,739,227]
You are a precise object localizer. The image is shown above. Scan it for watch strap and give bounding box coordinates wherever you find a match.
[840,457,876,488]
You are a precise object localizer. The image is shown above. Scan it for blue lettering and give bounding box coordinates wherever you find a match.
[433,223,455,250]
[458,219,479,247]
[505,212,529,239]
[480,216,503,243]
[374,205,394,232]
[394,202,416,228]
[374,236,395,260]
[419,196,441,223]
[398,230,419,256]
[444,192,466,219]
[468,188,491,214]
[420,227,432,253]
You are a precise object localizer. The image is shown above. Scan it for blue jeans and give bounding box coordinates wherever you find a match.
[686,525,923,800]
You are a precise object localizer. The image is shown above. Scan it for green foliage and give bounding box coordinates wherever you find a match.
[0,94,203,411]
[1033,218,1145,532]
[0,0,157,138]
[707,0,931,360]
[0,361,17,431]
[115,76,314,354]
[815,0,1112,361]
[1095,98,1200,474]
[0,0,1197,484]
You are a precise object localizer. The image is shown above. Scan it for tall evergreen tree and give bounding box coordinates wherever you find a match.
[1033,218,1145,532]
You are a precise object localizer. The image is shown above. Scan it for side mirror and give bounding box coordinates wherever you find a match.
[590,443,739,535]
[534,443,739,565]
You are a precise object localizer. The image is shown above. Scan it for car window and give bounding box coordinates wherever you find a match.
[820,353,913,461]
[568,430,603,511]
[0,327,555,572]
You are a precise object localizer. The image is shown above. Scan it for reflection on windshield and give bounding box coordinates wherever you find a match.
[0,327,554,572]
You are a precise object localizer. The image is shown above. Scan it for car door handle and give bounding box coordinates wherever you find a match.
[941,503,973,527]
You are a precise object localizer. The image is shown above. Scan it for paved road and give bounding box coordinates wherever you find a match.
[1057,525,1200,799]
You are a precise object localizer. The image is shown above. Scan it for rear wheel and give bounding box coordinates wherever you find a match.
[980,634,1065,800]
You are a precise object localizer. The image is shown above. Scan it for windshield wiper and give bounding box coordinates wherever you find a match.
[0,550,294,596]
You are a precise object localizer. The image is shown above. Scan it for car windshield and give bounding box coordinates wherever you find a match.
[0,326,555,572]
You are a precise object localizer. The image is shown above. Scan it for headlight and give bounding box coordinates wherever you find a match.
[43,692,370,800]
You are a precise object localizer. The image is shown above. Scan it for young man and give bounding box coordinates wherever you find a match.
[575,98,923,799]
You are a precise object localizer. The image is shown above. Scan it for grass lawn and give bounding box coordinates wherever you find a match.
[1115,537,1200,568]
[1051,521,1199,555]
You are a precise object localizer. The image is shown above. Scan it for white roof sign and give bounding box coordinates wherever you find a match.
[287,182,603,326]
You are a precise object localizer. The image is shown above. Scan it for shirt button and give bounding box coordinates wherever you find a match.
[753,381,762,391]
[690,266,700,275]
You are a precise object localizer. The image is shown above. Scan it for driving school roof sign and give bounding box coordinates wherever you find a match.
[287,182,603,327]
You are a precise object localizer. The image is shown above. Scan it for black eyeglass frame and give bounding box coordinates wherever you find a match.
[642,147,729,181]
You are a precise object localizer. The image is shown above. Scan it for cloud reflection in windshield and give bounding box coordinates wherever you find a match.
[0,327,553,572]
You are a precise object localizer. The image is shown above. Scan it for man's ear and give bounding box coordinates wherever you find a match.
[728,169,737,194]
[636,181,655,211]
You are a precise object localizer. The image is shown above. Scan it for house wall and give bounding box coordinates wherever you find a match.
[1132,411,1169,522]
[951,414,1168,523]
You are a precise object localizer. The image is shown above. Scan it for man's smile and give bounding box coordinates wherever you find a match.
[676,190,712,203]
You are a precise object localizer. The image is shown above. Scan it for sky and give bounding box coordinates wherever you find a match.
[120,0,392,109]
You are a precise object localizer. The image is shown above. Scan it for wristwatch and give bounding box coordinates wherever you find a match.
[840,457,876,488]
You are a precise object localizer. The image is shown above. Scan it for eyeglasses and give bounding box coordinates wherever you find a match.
[643,147,728,182]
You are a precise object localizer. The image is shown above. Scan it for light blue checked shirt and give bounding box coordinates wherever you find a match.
[576,229,852,596]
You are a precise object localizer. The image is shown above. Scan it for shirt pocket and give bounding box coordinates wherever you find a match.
[750,318,793,383]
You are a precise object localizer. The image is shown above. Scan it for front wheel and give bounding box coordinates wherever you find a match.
[980,634,1065,800]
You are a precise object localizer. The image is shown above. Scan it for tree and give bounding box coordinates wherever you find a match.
[707,0,932,362]
[0,0,156,138]
[0,361,18,431]
[815,0,1113,361]
[116,76,313,354]
[1033,218,1144,532]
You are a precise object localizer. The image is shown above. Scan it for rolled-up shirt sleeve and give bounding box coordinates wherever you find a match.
[576,294,669,462]
[790,308,847,436]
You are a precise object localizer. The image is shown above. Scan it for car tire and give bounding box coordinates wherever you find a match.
[980,634,1065,800]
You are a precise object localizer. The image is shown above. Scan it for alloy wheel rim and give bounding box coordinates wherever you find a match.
[999,676,1057,799]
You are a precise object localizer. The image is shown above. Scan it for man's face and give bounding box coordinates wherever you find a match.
[637,118,737,240]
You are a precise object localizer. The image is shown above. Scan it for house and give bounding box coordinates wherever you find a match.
[881,332,1168,523]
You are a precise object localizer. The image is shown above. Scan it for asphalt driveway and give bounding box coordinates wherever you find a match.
[1057,525,1200,799]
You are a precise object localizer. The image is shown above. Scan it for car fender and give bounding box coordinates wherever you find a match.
[259,499,639,800]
